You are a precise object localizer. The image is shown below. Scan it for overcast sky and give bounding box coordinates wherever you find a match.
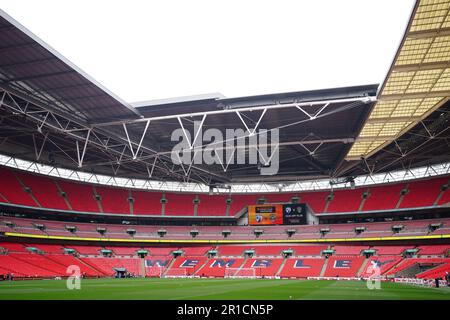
[0,0,415,104]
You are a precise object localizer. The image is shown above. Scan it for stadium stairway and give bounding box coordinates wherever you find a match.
[193,258,212,276]
[162,257,178,277]
[319,258,329,277]
[231,256,249,277]
[140,259,146,277]
[74,256,107,276]
[275,257,287,277]
[356,257,370,277]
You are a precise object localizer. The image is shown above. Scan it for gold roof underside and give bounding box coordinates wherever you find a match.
[347,0,450,160]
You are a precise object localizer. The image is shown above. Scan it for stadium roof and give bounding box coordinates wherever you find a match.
[347,0,450,160]
[0,1,450,187]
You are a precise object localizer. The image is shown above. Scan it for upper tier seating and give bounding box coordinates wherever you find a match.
[400,178,447,208]
[164,193,195,216]
[197,195,229,216]
[326,189,363,213]
[0,167,36,207]
[16,172,68,210]
[1,166,449,216]
[297,191,328,213]
[95,186,130,214]
[57,180,99,212]
[362,183,405,211]
[166,256,208,276]
[131,190,162,215]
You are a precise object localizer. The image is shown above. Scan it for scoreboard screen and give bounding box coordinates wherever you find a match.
[282,203,307,225]
[248,204,283,225]
[248,203,308,225]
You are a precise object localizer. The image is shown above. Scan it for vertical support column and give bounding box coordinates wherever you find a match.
[161,192,166,216]
[193,195,199,216]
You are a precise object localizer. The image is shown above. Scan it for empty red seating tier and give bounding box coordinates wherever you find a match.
[25,244,65,254]
[362,183,405,211]
[164,193,195,216]
[217,245,249,256]
[291,245,328,256]
[323,256,365,277]
[360,256,403,277]
[0,167,36,207]
[108,247,140,256]
[228,194,258,216]
[80,257,142,276]
[15,172,68,210]
[0,242,28,252]
[333,245,367,255]
[417,245,450,255]
[1,166,449,216]
[279,258,324,278]
[68,246,102,255]
[147,247,176,256]
[297,191,328,213]
[400,178,447,208]
[240,258,284,276]
[57,180,99,213]
[437,181,450,205]
[386,258,450,276]
[416,262,450,279]
[95,186,130,214]
[0,254,55,277]
[197,258,245,277]
[197,195,228,216]
[131,190,162,215]
[46,254,103,276]
[327,189,363,213]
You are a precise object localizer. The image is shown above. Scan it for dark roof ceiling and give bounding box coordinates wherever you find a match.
[0,10,141,123]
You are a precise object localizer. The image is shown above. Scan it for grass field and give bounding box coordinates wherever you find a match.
[0,278,449,300]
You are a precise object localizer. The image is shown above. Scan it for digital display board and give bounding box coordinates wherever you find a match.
[248,204,283,225]
[282,203,307,225]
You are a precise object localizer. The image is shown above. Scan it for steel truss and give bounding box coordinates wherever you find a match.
[0,153,448,194]
[0,85,375,183]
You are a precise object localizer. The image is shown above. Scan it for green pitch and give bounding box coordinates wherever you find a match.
[0,278,449,300]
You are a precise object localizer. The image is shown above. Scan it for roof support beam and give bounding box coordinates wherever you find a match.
[380,92,450,101]
[392,61,450,73]
[93,96,375,127]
